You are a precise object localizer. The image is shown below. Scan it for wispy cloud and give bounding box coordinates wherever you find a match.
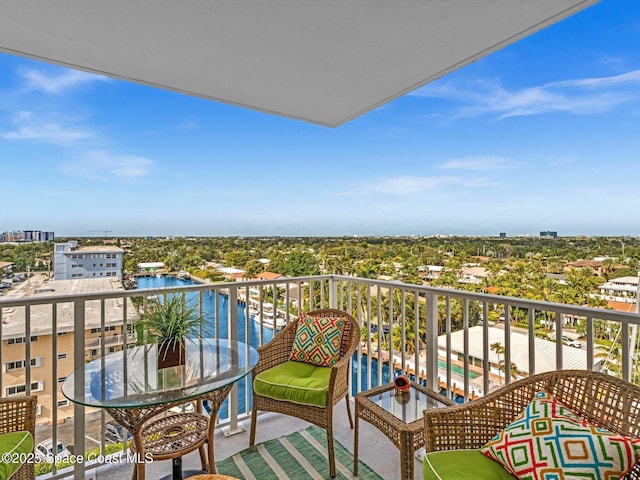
[440,156,521,171]
[62,151,154,180]
[0,110,95,145]
[364,176,459,195]
[412,69,640,119]
[19,68,108,94]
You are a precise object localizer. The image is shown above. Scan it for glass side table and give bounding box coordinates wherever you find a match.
[354,380,455,480]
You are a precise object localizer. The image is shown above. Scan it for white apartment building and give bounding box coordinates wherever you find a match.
[597,276,639,304]
[54,241,124,281]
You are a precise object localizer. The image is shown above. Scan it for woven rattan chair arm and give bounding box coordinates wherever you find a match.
[0,396,37,435]
[424,402,513,451]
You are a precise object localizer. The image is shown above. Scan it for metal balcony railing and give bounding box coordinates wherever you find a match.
[1,274,638,479]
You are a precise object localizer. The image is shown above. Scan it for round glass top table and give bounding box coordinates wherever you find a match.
[62,338,259,480]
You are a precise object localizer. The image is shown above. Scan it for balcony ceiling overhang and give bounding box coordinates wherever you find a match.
[0,1,599,127]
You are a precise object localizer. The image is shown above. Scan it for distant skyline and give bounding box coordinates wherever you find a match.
[1,0,639,238]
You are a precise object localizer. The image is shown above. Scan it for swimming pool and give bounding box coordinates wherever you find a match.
[438,359,481,379]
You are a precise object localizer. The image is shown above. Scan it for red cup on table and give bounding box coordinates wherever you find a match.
[394,375,410,393]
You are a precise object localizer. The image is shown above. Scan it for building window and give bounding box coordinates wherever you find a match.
[57,400,69,407]
[6,381,43,396]
[106,254,116,259]
[57,331,68,336]
[7,336,38,345]
[57,353,67,360]
[106,263,117,268]
[106,272,116,277]
[57,376,67,383]
[6,360,25,371]
[108,346,116,353]
[71,273,83,278]
[70,254,84,259]
[90,349,98,356]
[71,264,82,268]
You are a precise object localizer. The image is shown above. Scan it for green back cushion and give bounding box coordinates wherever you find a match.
[254,360,332,407]
[481,390,640,479]
[424,449,516,480]
[289,314,346,367]
[0,431,34,480]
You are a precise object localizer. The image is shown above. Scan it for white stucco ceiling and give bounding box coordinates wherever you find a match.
[0,1,599,127]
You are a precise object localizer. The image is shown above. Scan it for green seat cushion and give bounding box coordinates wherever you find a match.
[423,449,515,480]
[254,360,331,407]
[0,430,34,480]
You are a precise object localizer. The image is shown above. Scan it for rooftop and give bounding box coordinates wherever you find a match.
[440,326,591,376]
[1,274,136,337]
[72,246,124,253]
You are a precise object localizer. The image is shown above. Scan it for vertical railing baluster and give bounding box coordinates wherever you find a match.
[227,286,241,434]
[413,289,419,387]
[51,303,59,473]
[25,305,31,395]
[621,321,630,382]
[446,296,452,399]
[586,315,594,371]
[504,305,511,384]
[482,304,488,395]
[555,310,563,370]
[462,298,469,401]
[424,292,438,392]
[73,299,86,479]
[528,309,536,375]
[376,284,382,388]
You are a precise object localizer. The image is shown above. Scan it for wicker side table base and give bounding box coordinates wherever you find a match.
[132,412,209,480]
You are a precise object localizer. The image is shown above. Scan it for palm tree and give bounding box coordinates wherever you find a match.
[490,341,505,385]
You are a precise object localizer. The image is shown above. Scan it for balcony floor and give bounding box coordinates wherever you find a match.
[84,398,411,480]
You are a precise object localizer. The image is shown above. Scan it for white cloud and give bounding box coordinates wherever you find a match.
[19,68,108,94]
[62,151,154,180]
[440,156,521,171]
[412,69,640,119]
[360,176,459,195]
[0,111,95,145]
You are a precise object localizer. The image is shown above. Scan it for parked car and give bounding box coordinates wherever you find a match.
[561,335,582,348]
[35,439,72,462]
[104,421,131,443]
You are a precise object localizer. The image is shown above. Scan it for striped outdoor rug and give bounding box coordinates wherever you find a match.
[216,425,383,480]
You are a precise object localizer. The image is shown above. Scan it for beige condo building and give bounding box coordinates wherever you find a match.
[0,275,138,425]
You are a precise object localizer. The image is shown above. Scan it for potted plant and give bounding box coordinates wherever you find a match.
[140,294,204,369]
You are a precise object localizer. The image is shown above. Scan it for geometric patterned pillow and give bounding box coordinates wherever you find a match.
[289,314,346,367]
[480,390,640,480]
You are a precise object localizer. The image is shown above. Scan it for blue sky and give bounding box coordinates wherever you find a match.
[1,0,639,238]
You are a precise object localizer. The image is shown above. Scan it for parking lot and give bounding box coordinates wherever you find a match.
[34,410,114,454]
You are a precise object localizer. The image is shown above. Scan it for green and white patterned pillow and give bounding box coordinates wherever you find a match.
[290,314,346,367]
[481,390,640,480]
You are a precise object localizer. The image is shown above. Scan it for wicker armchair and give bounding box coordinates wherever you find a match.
[423,370,640,479]
[249,308,360,478]
[0,396,37,480]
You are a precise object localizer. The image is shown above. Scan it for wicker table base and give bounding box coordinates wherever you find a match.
[131,412,209,480]
[354,381,454,480]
